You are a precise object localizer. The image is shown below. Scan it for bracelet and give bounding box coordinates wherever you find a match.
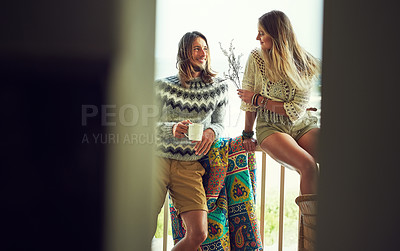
[254,94,268,107]
[254,94,260,106]
[259,97,268,109]
[259,96,265,106]
[264,97,269,109]
[242,130,254,139]
[251,94,257,106]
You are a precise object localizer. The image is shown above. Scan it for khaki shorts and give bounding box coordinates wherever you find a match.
[155,158,208,215]
[256,113,318,144]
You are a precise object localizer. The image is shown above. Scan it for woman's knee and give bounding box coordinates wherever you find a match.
[296,156,317,175]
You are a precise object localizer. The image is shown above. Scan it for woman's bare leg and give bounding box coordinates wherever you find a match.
[297,128,319,160]
[260,132,318,194]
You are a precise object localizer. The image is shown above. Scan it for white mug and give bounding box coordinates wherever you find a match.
[185,123,204,141]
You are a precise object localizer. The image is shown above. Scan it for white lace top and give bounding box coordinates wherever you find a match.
[240,48,312,124]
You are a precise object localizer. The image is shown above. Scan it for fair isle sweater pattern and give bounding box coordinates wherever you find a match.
[155,75,229,161]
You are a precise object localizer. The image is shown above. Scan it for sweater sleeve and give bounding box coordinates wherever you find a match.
[155,122,175,139]
[240,52,258,112]
[154,79,175,139]
[207,83,229,139]
[283,87,311,122]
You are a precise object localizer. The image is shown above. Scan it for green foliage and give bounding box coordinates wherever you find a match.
[154,206,172,238]
[259,189,300,247]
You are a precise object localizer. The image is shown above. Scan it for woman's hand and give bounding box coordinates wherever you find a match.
[242,138,257,153]
[172,120,191,138]
[194,128,215,155]
[237,89,255,104]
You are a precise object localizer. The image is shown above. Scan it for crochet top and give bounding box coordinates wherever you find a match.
[155,75,229,161]
[240,48,313,125]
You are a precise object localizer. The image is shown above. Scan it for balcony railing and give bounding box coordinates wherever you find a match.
[159,147,297,251]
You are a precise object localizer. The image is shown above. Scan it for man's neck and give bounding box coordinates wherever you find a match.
[193,72,201,78]
[192,66,203,78]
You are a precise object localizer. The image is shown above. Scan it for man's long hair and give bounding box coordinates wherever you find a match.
[176,31,216,88]
[259,10,320,90]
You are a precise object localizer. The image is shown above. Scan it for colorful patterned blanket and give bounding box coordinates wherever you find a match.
[169,136,263,250]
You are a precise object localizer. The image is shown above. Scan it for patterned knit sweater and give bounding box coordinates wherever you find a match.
[155,75,229,161]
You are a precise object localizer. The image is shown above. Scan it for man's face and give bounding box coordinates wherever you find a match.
[190,37,208,70]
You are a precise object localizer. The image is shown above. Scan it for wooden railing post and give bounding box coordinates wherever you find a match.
[278,165,285,251]
[163,194,169,251]
[260,152,267,245]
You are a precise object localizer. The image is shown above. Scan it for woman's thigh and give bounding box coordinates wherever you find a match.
[297,128,319,160]
[260,132,315,171]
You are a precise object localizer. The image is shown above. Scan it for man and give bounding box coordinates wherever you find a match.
[153,31,229,250]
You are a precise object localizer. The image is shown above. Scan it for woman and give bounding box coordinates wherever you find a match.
[238,10,320,195]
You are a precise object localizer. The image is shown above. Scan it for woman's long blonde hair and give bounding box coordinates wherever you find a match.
[259,10,320,90]
[176,31,216,88]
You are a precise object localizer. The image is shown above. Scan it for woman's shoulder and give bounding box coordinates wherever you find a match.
[250,47,262,55]
[248,47,264,63]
